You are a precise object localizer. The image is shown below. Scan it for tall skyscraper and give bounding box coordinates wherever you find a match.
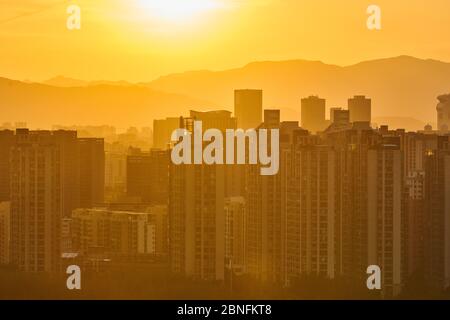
[8,129,105,272]
[225,197,246,274]
[367,141,404,296]
[234,89,263,129]
[404,133,431,176]
[405,170,425,277]
[181,110,244,198]
[78,138,105,208]
[0,130,15,201]
[246,119,335,284]
[437,94,450,132]
[348,95,372,124]
[127,148,169,204]
[105,151,127,190]
[324,124,381,284]
[10,130,63,272]
[285,143,336,283]
[153,117,182,150]
[52,130,80,217]
[0,202,10,265]
[422,136,450,290]
[301,96,326,133]
[168,110,238,281]
[169,163,226,281]
[127,147,152,202]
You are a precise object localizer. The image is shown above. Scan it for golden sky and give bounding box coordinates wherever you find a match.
[0,0,449,82]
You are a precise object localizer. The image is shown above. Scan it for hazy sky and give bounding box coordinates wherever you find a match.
[1,0,449,82]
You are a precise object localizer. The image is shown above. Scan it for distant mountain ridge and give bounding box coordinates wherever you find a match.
[2,56,449,130]
[142,55,450,126]
[0,77,218,128]
[43,76,134,88]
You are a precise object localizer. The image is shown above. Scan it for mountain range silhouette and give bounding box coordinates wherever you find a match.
[1,55,449,130]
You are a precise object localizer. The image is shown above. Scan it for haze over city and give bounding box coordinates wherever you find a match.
[1,0,450,303]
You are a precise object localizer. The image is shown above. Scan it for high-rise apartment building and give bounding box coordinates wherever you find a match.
[169,111,232,281]
[78,138,105,208]
[405,170,425,277]
[52,130,80,218]
[234,89,263,129]
[422,136,450,290]
[61,217,73,254]
[348,95,372,124]
[264,110,281,128]
[246,119,335,284]
[367,142,404,296]
[285,143,336,283]
[403,132,439,177]
[437,94,450,132]
[301,96,326,133]
[169,163,226,281]
[153,117,181,150]
[190,110,237,132]
[0,202,10,265]
[225,197,246,274]
[0,130,14,202]
[10,130,63,272]
[7,129,105,272]
[105,152,127,189]
[71,208,164,257]
[127,148,169,204]
[330,108,350,127]
[324,124,384,286]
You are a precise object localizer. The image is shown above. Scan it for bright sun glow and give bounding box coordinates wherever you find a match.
[137,0,223,22]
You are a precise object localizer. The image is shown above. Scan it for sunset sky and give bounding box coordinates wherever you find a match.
[1,0,449,82]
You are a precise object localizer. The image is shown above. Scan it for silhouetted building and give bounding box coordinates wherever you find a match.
[330,108,350,126]
[153,117,181,150]
[105,152,127,189]
[7,129,105,272]
[182,110,244,198]
[367,141,404,296]
[71,207,167,257]
[78,138,105,209]
[225,197,246,275]
[169,112,234,281]
[437,94,450,132]
[406,170,425,278]
[301,96,326,133]
[61,217,73,254]
[0,130,14,201]
[246,121,335,284]
[348,95,372,124]
[422,136,450,290]
[324,124,382,285]
[234,89,263,129]
[169,163,226,281]
[52,130,80,218]
[285,142,336,283]
[190,110,237,132]
[10,130,63,272]
[0,202,10,265]
[127,148,169,204]
[264,109,281,128]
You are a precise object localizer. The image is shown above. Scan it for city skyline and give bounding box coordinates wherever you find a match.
[2,87,450,299]
[2,0,450,303]
[1,55,450,131]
